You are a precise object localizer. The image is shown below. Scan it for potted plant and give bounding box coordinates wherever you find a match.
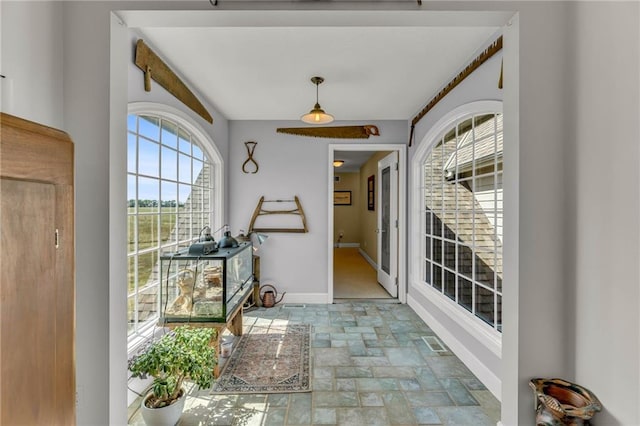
[128,326,217,426]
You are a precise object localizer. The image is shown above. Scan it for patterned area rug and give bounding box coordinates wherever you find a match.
[211,323,311,394]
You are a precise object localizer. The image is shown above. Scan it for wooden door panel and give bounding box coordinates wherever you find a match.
[1,113,75,425]
[54,186,76,425]
[1,179,57,425]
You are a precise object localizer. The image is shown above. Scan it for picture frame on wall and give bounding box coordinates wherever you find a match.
[334,190,352,206]
[367,175,375,211]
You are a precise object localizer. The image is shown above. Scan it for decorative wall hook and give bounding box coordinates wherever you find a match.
[242,141,259,174]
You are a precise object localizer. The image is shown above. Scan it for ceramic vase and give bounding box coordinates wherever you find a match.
[529,378,601,426]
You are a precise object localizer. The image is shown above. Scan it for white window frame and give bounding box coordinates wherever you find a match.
[410,101,503,357]
[126,102,223,352]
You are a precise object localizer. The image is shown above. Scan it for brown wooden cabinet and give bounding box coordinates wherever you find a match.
[1,113,75,425]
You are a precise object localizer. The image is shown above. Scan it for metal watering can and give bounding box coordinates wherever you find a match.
[259,284,285,308]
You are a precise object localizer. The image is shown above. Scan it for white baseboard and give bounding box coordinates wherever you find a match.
[358,248,377,269]
[280,293,330,304]
[335,242,360,248]
[407,293,502,401]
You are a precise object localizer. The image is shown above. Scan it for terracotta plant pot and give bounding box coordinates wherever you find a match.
[140,388,187,426]
[529,378,601,426]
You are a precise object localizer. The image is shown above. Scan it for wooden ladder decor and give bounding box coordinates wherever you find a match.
[248,196,309,233]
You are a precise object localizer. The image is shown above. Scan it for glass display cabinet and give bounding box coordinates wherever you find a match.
[159,242,253,324]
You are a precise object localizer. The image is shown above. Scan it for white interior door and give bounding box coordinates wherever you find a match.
[377,152,398,297]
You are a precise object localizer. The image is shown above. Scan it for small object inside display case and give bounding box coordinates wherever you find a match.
[160,242,253,324]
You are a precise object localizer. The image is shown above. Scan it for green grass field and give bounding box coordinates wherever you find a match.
[128,207,177,293]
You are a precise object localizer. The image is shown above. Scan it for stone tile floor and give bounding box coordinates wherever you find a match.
[129,302,500,425]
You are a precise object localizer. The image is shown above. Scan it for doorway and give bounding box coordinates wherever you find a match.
[327,144,406,303]
[376,151,399,298]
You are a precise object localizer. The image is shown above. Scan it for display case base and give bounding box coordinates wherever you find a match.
[163,289,252,378]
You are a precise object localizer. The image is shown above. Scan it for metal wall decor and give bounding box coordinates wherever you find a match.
[242,141,259,174]
[409,36,503,146]
[277,125,380,139]
[134,39,213,124]
[248,196,308,233]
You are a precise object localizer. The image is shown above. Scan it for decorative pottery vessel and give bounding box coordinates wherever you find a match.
[529,378,601,426]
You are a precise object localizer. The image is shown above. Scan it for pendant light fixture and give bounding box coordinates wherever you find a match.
[301,76,334,124]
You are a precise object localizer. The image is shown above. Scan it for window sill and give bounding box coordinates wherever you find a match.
[409,280,502,358]
[127,321,166,357]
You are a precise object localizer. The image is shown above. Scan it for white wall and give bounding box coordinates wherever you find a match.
[63,3,229,424]
[0,1,64,128]
[3,1,638,425]
[228,120,407,302]
[567,2,640,424]
[407,8,572,422]
[411,2,640,424]
[59,2,111,422]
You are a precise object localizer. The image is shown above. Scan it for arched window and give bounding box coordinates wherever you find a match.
[414,102,503,333]
[126,104,222,346]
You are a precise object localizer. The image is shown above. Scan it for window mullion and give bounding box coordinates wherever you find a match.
[496,114,502,330]
[471,116,476,317]
[156,123,163,316]
[454,121,459,305]
[422,169,426,286]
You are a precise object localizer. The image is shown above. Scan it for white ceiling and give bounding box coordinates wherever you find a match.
[127,9,503,170]
[333,150,380,173]
[137,25,498,121]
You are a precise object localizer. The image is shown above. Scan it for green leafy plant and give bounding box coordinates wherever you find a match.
[128,326,217,409]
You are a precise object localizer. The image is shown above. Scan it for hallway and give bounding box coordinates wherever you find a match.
[333,248,392,300]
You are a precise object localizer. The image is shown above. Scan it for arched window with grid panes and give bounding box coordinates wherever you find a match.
[416,104,503,333]
[126,104,222,349]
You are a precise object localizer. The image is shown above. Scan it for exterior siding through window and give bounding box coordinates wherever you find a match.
[422,113,503,331]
